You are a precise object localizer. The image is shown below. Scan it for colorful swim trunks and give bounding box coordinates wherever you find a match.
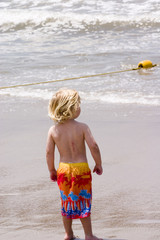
[57,162,92,219]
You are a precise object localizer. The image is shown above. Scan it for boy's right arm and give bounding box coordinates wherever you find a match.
[83,124,103,175]
[46,127,57,181]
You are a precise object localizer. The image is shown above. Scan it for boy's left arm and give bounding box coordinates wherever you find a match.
[83,124,103,175]
[46,128,57,181]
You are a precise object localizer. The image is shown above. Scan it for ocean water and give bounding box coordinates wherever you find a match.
[0,0,160,106]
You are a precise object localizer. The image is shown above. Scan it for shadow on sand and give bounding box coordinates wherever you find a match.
[77,239,126,240]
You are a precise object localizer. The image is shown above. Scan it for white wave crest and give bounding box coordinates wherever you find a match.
[0,9,160,33]
[1,88,160,106]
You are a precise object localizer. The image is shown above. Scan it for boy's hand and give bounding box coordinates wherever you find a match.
[50,170,57,182]
[93,165,103,175]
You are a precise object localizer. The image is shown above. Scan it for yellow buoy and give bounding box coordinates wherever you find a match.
[138,60,156,68]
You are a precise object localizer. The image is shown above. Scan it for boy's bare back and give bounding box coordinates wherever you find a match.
[47,119,98,164]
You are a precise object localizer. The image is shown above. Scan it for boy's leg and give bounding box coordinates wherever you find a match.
[80,216,103,240]
[80,216,93,237]
[62,216,74,240]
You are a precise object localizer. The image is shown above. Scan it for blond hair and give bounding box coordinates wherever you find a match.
[48,88,80,123]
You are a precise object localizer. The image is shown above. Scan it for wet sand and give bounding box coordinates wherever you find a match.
[0,97,160,240]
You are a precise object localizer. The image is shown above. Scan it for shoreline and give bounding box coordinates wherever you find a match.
[0,97,160,240]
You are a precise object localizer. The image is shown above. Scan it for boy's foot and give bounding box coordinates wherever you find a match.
[64,235,77,240]
[64,238,76,240]
[85,235,103,240]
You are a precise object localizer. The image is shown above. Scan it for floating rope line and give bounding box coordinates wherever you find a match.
[0,60,157,90]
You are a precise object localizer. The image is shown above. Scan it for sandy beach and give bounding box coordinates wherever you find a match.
[0,96,160,240]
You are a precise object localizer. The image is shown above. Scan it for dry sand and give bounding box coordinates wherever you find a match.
[0,97,160,240]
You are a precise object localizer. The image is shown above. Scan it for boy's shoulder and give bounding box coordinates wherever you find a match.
[48,121,89,132]
[74,120,89,130]
[48,124,56,134]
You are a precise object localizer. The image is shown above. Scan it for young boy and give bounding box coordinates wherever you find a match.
[46,88,103,240]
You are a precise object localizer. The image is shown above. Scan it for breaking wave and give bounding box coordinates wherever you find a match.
[1,88,160,106]
[0,9,160,33]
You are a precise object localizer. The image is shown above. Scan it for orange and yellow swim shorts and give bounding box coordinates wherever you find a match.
[57,162,92,219]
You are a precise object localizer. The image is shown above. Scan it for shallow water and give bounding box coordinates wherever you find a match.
[0,0,160,105]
